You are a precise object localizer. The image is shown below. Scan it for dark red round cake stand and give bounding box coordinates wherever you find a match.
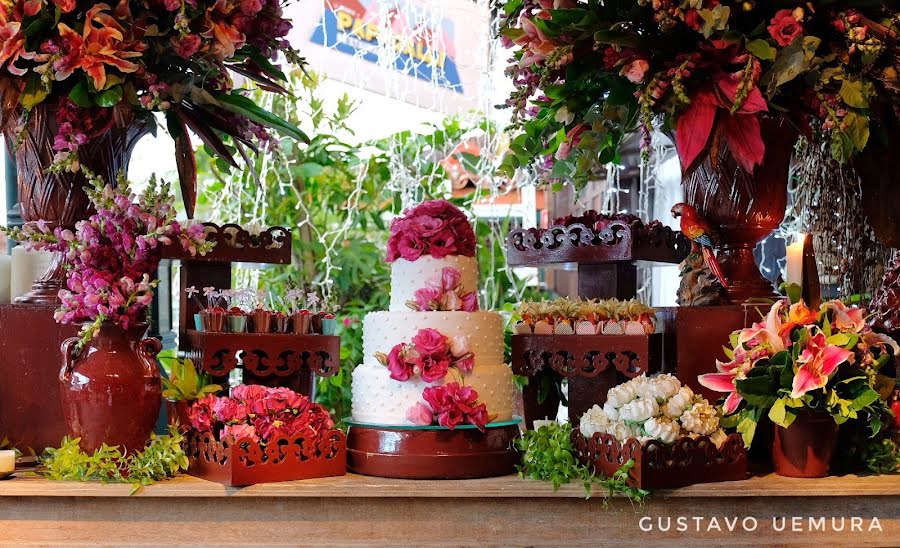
[346,418,522,479]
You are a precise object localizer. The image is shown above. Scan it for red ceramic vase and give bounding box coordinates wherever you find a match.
[682,119,797,303]
[60,323,162,454]
[166,400,192,433]
[771,411,839,478]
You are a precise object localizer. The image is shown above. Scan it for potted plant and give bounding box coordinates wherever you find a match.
[700,295,898,477]
[0,0,308,303]
[162,358,223,432]
[499,2,900,301]
[3,170,212,454]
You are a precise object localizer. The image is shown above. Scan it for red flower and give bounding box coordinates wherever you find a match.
[417,354,450,383]
[386,200,476,262]
[231,384,268,403]
[768,9,803,47]
[412,328,448,356]
[173,34,201,59]
[222,423,259,442]
[213,397,248,424]
[386,344,414,381]
[422,382,489,431]
[189,394,218,432]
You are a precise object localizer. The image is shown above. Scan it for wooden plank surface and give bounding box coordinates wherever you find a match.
[1,473,897,545]
[1,471,899,498]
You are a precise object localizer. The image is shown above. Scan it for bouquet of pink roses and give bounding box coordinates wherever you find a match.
[386,200,477,263]
[189,384,335,444]
[3,169,213,344]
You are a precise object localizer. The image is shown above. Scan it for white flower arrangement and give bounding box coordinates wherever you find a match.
[578,373,729,448]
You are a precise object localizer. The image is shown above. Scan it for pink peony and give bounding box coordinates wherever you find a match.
[223,423,259,442]
[768,9,804,46]
[412,328,449,356]
[405,402,434,426]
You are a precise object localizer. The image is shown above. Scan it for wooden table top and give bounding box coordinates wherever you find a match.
[1,471,897,498]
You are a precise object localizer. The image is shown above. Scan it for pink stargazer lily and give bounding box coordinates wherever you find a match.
[821,299,866,333]
[738,300,788,353]
[698,345,768,415]
[790,332,853,398]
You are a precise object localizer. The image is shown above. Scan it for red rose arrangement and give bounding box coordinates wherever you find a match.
[386,200,476,263]
[406,267,478,312]
[189,384,335,444]
[374,327,474,383]
[406,383,491,431]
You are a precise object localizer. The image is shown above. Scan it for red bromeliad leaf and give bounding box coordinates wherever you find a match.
[722,114,765,173]
[715,78,768,114]
[174,116,198,218]
[676,92,717,176]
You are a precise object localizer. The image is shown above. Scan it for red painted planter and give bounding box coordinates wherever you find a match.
[771,411,839,478]
[59,323,162,454]
[166,400,192,433]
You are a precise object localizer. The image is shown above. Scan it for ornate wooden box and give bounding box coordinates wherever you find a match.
[572,428,748,489]
[186,429,347,486]
[511,334,662,426]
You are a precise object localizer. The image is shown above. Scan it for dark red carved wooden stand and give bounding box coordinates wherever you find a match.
[511,334,662,426]
[572,428,748,489]
[507,222,687,426]
[346,421,521,479]
[186,429,347,486]
[162,223,339,396]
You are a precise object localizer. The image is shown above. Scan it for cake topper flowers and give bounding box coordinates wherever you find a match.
[386,200,476,263]
[406,383,492,431]
[374,328,474,383]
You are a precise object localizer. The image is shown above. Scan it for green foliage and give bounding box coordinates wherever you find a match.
[861,438,900,474]
[515,422,648,503]
[41,428,189,494]
[161,358,222,402]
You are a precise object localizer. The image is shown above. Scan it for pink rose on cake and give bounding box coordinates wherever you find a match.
[407,267,479,312]
[421,382,491,431]
[375,328,477,382]
[386,200,477,262]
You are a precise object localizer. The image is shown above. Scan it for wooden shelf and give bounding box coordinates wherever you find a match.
[1,472,897,544]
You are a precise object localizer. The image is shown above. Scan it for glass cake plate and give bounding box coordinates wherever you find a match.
[344,416,522,430]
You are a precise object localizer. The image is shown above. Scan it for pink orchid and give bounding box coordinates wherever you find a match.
[405,402,434,426]
[790,332,853,398]
[821,300,866,333]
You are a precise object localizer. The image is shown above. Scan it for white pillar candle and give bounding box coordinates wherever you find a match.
[785,233,805,289]
[0,254,10,304]
[0,450,14,473]
[10,247,51,300]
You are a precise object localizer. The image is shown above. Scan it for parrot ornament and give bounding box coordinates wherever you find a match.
[671,203,729,289]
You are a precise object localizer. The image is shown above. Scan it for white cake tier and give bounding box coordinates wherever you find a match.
[351,361,514,425]
[389,255,478,311]
[362,311,504,366]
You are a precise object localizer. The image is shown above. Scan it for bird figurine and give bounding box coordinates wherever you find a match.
[671,203,729,289]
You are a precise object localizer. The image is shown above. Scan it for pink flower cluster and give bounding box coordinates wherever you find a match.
[4,170,212,343]
[406,383,489,431]
[406,267,478,312]
[189,384,335,444]
[375,328,474,383]
[700,299,899,413]
[386,200,476,263]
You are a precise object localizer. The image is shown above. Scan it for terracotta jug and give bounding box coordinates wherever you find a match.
[60,323,162,454]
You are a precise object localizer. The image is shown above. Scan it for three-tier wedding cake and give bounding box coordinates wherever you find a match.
[351,200,513,428]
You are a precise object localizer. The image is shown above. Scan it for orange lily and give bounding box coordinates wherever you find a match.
[53,4,143,90]
[0,8,33,76]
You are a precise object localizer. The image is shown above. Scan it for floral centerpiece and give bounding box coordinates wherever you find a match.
[387,200,477,262]
[0,0,306,212]
[699,297,899,474]
[189,384,335,444]
[579,373,729,447]
[499,1,900,187]
[4,169,212,343]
